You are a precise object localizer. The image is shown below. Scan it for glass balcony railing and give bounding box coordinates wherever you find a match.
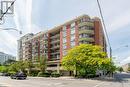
[79,30,94,35]
[78,22,94,27]
[50,52,60,55]
[50,45,60,49]
[79,37,94,42]
[51,39,60,44]
[50,34,60,39]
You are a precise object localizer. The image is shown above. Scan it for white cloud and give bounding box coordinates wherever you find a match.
[107,11,130,32]
[121,56,130,65]
[26,0,32,33]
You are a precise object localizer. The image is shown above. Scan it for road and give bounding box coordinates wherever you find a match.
[0,73,130,87]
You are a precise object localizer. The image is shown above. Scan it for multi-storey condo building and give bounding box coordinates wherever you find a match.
[17,33,34,60]
[0,52,16,64]
[122,63,130,72]
[19,15,107,74]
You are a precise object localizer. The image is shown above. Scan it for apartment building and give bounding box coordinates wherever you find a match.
[122,63,130,72]
[0,52,16,64]
[19,15,107,74]
[17,33,34,60]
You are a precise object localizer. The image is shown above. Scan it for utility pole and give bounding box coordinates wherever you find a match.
[96,0,112,58]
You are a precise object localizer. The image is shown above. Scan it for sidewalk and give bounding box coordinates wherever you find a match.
[28,76,115,81]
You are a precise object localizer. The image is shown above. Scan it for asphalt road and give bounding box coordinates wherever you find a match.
[0,73,130,87]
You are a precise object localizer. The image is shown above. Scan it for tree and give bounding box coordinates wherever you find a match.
[0,66,8,73]
[62,44,113,77]
[8,61,27,73]
[127,67,130,72]
[3,59,16,65]
[35,56,47,73]
[117,67,123,73]
[25,60,34,75]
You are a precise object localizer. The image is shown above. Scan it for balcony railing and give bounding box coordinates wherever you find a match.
[79,30,94,35]
[78,22,94,27]
[79,37,94,42]
[51,51,60,55]
[50,34,60,39]
[50,45,60,49]
[51,39,60,44]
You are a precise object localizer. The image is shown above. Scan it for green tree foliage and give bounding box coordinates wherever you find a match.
[3,59,16,65]
[35,56,47,73]
[0,66,8,73]
[9,61,27,73]
[24,60,34,75]
[127,67,130,72]
[62,44,115,77]
[117,67,123,73]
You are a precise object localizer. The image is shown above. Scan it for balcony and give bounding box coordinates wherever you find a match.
[51,39,60,44]
[51,51,60,55]
[79,30,94,35]
[50,34,60,39]
[79,37,94,42]
[50,45,60,49]
[78,22,94,27]
[44,41,48,44]
[47,58,60,63]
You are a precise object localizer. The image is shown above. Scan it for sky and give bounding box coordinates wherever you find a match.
[0,0,130,65]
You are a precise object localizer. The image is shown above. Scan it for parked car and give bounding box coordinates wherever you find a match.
[2,73,10,76]
[10,72,27,80]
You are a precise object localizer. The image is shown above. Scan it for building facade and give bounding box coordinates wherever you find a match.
[0,52,16,64]
[18,15,107,74]
[17,33,34,60]
[122,63,130,72]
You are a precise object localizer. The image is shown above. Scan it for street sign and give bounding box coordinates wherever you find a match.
[0,1,14,25]
[1,1,14,14]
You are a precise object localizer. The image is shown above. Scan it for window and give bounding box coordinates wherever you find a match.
[71,22,75,28]
[79,34,89,38]
[71,34,75,41]
[63,50,67,56]
[63,38,67,43]
[62,31,66,37]
[62,26,66,31]
[63,45,66,50]
[71,41,75,47]
[71,27,75,34]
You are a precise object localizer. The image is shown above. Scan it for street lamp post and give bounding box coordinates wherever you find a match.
[0,28,22,35]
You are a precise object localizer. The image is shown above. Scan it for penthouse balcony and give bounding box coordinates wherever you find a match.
[50,34,60,39]
[79,37,94,42]
[78,22,94,27]
[79,30,94,35]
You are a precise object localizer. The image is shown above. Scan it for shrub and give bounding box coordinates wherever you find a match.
[28,70,39,77]
[51,72,60,77]
[37,72,51,77]
[0,66,8,73]
[8,71,16,75]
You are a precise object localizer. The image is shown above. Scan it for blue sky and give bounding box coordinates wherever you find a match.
[0,0,130,65]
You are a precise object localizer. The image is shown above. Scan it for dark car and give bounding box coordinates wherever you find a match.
[10,72,27,80]
[2,73,10,76]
